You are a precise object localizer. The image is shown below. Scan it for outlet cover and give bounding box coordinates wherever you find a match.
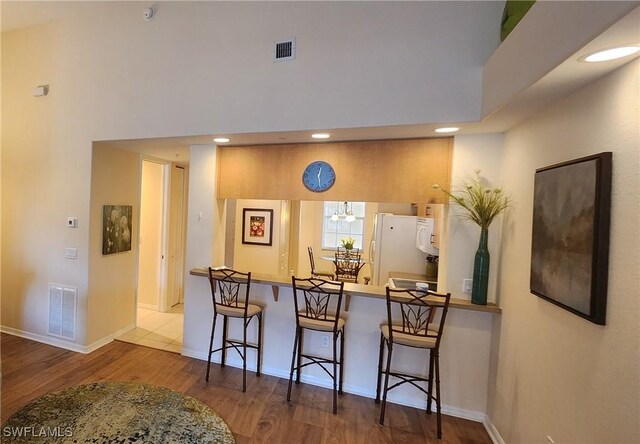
[463,279,473,293]
[320,335,330,348]
[65,248,78,260]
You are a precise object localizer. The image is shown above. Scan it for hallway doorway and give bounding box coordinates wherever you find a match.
[117,160,188,353]
[115,304,183,353]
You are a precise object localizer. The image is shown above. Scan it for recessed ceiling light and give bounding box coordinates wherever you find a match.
[434,127,459,133]
[311,133,331,139]
[581,45,640,63]
[213,137,230,143]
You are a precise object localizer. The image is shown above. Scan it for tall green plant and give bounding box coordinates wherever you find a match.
[433,170,511,229]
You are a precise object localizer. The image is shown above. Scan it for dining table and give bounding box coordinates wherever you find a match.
[319,255,366,264]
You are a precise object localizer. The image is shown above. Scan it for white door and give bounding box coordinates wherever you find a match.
[137,160,167,311]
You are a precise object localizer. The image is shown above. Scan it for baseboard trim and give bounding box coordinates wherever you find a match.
[181,347,486,422]
[1,325,88,353]
[483,416,506,444]
[86,323,136,353]
[1,323,136,354]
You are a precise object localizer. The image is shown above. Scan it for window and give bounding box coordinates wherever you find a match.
[321,201,366,250]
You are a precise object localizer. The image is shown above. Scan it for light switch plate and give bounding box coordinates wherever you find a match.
[463,278,473,293]
[65,248,78,259]
[67,217,78,228]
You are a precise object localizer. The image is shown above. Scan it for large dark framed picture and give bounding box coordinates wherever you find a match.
[530,152,612,325]
[102,205,133,255]
[242,208,274,246]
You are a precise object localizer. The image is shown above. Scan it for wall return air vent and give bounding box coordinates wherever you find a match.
[273,38,296,62]
[48,283,77,341]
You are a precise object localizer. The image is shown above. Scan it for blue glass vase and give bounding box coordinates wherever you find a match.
[472,227,490,305]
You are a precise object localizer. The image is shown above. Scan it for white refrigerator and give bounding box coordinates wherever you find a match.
[369,214,437,286]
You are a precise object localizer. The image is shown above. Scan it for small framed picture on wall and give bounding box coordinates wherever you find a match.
[242,208,274,246]
[102,204,133,255]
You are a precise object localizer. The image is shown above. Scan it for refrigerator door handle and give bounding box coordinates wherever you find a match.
[416,226,427,251]
[369,239,376,264]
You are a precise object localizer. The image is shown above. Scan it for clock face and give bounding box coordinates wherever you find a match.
[302,161,336,192]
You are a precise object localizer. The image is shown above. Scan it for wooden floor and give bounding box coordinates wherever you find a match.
[1,334,492,443]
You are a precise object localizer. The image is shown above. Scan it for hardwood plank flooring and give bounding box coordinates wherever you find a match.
[0,334,492,443]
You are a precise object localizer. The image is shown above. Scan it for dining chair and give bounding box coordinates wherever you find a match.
[287,276,346,414]
[307,246,334,279]
[334,249,364,283]
[206,267,264,393]
[375,287,451,439]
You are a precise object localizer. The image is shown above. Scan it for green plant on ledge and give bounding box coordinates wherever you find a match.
[340,236,355,250]
[433,170,511,229]
[433,170,512,305]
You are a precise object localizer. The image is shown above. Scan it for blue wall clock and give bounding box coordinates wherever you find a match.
[302,161,336,192]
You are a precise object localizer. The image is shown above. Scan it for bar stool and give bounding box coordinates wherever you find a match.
[287,277,345,414]
[375,287,451,439]
[206,267,264,392]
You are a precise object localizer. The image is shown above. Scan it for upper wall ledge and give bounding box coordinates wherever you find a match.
[481,1,639,120]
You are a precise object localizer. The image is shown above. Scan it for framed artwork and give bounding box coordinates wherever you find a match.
[102,205,133,255]
[242,208,274,246]
[530,152,612,325]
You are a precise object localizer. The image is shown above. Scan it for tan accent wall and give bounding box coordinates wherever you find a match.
[218,138,452,203]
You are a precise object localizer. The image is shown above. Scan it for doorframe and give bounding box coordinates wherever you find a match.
[172,163,189,305]
[136,156,171,314]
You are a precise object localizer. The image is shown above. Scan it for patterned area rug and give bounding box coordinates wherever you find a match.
[2,381,235,443]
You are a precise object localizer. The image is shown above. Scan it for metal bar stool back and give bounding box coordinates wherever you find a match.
[206,267,264,392]
[287,276,346,414]
[375,287,451,438]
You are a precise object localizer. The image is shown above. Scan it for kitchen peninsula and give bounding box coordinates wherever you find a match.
[187,267,500,420]
[189,268,500,313]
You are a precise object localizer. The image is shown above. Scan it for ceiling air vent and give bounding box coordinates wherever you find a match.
[273,38,296,62]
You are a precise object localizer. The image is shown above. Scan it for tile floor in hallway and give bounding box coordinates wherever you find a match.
[115,304,184,353]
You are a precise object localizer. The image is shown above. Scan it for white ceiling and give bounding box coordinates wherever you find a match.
[5,2,639,162]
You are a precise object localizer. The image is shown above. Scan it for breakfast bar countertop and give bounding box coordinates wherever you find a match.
[189,267,501,314]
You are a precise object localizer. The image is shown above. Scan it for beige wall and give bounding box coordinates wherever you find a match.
[488,60,639,443]
[87,144,140,345]
[297,201,325,277]
[442,134,505,301]
[183,145,220,352]
[232,199,282,276]
[1,22,93,344]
